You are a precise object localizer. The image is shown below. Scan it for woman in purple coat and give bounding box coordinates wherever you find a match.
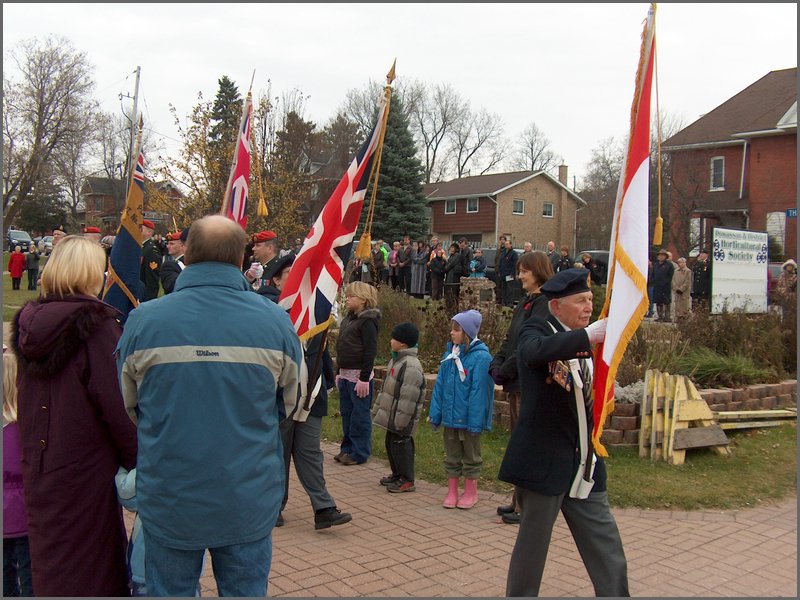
[11,236,137,597]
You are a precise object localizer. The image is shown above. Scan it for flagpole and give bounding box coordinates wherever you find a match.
[124,66,141,204]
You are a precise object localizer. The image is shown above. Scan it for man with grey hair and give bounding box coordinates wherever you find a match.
[117,214,302,597]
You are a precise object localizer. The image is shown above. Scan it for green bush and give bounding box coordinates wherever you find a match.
[617,323,689,386]
[668,346,776,388]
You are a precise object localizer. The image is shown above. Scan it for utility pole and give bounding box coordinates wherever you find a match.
[119,66,141,206]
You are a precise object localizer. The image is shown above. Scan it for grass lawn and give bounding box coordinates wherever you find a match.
[321,390,796,510]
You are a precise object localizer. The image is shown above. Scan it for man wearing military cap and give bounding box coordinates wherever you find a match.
[245,230,280,290]
[500,268,628,597]
[160,227,189,295]
[140,219,162,301]
[52,225,66,247]
[83,226,102,244]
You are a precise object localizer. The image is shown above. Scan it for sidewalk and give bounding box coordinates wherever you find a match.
[126,442,796,597]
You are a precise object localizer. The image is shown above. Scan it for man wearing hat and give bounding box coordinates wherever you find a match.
[245,230,279,290]
[83,226,102,244]
[159,228,189,295]
[140,219,162,301]
[257,253,354,530]
[52,225,66,247]
[651,248,674,322]
[500,268,628,597]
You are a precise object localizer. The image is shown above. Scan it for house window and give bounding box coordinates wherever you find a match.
[512,199,525,215]
[542,202,554,218]
[445,199,456,214]
[466,198,479,213]
[766,211,786,255]
[710,157,725,191]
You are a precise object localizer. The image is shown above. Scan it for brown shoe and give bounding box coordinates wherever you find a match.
[333,452,344,463]
[338,453,360,466]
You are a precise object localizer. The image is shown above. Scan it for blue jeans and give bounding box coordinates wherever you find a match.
[338,379,374,463]
[143,528,272,597]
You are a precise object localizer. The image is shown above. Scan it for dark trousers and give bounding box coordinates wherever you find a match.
[11,277,21,290]
[385,430,415,482]
[4,537,33,597]
[280,415,335,513]
[430,278,443,301]
[506,488,629,597]
[27,269,38,290]
[390,272,400,290]
[400,266,412,293]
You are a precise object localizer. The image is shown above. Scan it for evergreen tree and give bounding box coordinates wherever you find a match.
[362,94,427,241]
[210,75,242,145]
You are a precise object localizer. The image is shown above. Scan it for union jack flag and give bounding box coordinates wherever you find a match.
[221,91,252,229]
[279,94,389,340]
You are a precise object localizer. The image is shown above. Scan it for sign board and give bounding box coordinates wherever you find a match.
[787,208,797,218]
[711,227,768,314]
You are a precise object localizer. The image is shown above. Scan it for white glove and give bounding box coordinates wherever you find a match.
[245,262,264,282]
[585,319,607,344]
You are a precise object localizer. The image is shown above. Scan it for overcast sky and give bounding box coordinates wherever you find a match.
[3,3,797,188]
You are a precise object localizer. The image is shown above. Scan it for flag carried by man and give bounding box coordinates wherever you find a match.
[279,64,394,340]
[591,3,656,456]
[103,119,145,323]
[219,89,253,230]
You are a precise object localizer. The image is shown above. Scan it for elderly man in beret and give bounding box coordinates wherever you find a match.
[245,230,280,291]
[159,227,189,295]
[500,268,629,597]
[83,226,103,244]
[139,219,162,301]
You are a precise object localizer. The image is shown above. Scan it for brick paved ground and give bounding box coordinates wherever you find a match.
[123,441,797,598]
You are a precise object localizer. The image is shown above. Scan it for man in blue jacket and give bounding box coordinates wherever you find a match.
[117,215,302,597]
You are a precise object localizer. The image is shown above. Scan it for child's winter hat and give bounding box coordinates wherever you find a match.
[452,309,482,340]
[391,322,419,347]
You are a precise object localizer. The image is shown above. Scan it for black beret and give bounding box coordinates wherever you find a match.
[265,253,294,282]
[540,268,592,299]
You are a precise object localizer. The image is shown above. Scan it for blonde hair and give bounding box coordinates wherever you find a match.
[344,281,378,310]
[40,235,106,298]
[3,351,18,424]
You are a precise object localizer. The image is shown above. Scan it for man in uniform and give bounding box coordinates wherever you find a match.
[52,225,66,247]
[160,227,189,295]
[245,230,280,290]
[500,268,628,597]
[140,219,162,301]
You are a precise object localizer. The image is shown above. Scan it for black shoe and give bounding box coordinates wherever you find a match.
[496,504,516,515]
[314,507,353,530]
[501,512,521,525]
[380,474,400,486]
[333,452,344,462]
[275,512,284,527]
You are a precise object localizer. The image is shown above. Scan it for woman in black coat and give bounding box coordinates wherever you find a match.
[489,250,554,524]
[443,243,462,312]
[429,247,447,300]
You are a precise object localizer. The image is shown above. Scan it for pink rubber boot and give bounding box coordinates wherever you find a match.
[442,477,459,508]
[457,478,479,509]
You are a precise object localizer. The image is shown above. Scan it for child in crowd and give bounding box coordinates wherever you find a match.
[114,467,146,596]
[372,322,427,493]
[3,348,34,597]
[334,281,381,466]
[428,309,494,509]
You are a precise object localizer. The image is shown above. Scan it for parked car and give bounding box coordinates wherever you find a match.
[6,229,33,252]
[481,247,525,283]
[38,235,54,255]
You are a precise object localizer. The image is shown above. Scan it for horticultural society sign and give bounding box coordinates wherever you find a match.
[711,227,769,314]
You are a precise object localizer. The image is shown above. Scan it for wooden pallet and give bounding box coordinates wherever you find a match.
[713,408,796,430]
[640,370,731,465]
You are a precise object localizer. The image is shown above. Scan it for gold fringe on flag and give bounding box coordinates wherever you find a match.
[651,5,663,246]
[354,59,396,261]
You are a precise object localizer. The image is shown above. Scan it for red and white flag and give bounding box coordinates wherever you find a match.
[220,91,253,230]
[592,4,656,456]
[279,91,390,340]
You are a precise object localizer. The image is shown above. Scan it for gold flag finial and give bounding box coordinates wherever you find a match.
[386,59,397,85]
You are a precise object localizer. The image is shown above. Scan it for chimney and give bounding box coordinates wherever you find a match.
[558,164,568,185]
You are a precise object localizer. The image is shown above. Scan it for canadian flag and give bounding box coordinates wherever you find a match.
[592,4,656,456]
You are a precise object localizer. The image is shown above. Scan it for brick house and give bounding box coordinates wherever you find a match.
[79,177,183,234]
[662,68,797,260]
[422,166,586,250]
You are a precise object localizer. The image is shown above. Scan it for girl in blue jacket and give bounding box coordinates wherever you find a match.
[429,309,494,509]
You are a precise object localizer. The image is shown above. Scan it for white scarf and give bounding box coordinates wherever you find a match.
[442,343,469,381]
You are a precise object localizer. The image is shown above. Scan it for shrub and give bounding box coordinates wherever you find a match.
[617,322,689,386]
[668,346,776,387]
